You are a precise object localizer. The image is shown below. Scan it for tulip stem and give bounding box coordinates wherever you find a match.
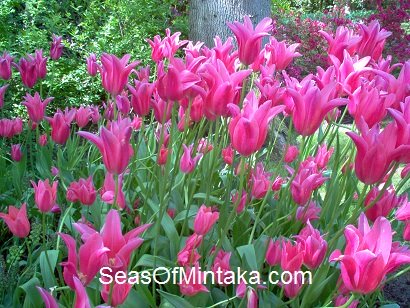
[385,265,410,283]
[56,202,74,250]
[338,293,356,308]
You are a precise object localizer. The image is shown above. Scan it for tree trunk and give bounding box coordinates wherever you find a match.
[189,0,271,47]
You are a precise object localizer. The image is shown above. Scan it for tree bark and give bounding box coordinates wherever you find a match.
[189,0,271,47]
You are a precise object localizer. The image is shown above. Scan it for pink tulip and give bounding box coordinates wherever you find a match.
[0,203,30,238]
[296,221,327,269]
[266,239,282,266]
[179,265,209,296]
[116,93,131,115]
[193,205,219,235]
[39,134,48,146]
[36,287,59,308]
[287,82,347,136]
[314,144,334,169]
[78,117,133,174]
[34,49,47,79]
[211,250,232,286]
[271,176,284,191]
[197,138,213,154]
[147,28,188,62]
[151,91,174,123]
[60,232,109,289]
[404,221,410,241]
[86,53,98,76]
[46,110,72,145]
[227,15,272,66]
[157,145,170,166]
[131,116,142,130]
[356,20,391,60]
[0,52,13,80]
[177,234,202,266]
[100,172,126,209]
[180,144,202,173]
[334,295,359,308]
[50,35,64,60]
[231,190,247,214]
[73,277,91,308]
[222,146,234,165]
[0,118,23,138]
[15,55,38,88]
[0,84,8,108]
[98,53,139,95]
[31,179,58,212]
[128,79,155,117]
[11,144,22,161]
[329,214,410,294]
[201,59,251,120]
[280,240,304,298]
[249,162,271,199]
[228,91,284,156]
[264,37,301,70]
[296,201,321,223]
[364,186,404,222]
[319,26,359,61]
[291,159,328,205]
[89,105,100,123]
[22,92,53,123]
[396,198,410,222]
[284,145,299,163]
[51,166,59,177]
[101,282,132,307]
[66,177,97,206]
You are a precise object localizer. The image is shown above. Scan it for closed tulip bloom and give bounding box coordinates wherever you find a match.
[73,277,91,308]
[222,146,234,165]
[193,205,219,235]
[98,53,139,96]
[75,106,92,128]
[86,53,98,76]
[0,52,13,80]
[39,134,48,146]
[128,79,155,117]
[36,287,59,308]
[228,91,285,156]
[0,203,30,238]
[0,118,23,138]
[180,144,202,173]
[157,145,170,166]
[22,92,53,123]
[179,265,209,296]
[0,84,8,108]
[334,295,359,308]
[280,240,305,298]
[249,162,271,199]
[227,15,273,66]
[116,93,131,115]
[34,49,47,79]
[78,117,133,175]
[287,82,348,136]
[404,221,410,241]
[101,282,132,307]
[266,239,282,266]
[100,172,126,209]
[284,145,299,163]
[147,28,188,62]
[31,179,58,212]
[15,55,38,88]
[396,197,410,221]
[151,91,174,123]
[356,20,391,61]
[329,214,410,294]
[264,37,301,70]
[46,110,71,145]
[314,144,334,169]
[11,144,22,161]
[177,234,203,266]
[319,26,359,62]
[211,250,232,286]
[66,177,97,206]
[296,201,321,223]
[364,186,403,222]
[296,221,327,269]
[50,34,64,60]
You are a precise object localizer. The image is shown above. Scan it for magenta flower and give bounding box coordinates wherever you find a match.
[66,177,97,206]
[46,110,72,145]
[178,265,209,296]
[50,34,64,60]
[34,49,47,79]
[0,52,13,80]
[31,179,58,213]
[147,28,188,62]
[98,53,139,96]
[78,117,133,175]
[264,37,301,70]
[100,172,126,209]
[0,84,8,109]
[266,239,281,266]
[75,106,92,128]
[211,250,232,286]
[249,162,271,199]
[22,92,53,123]
[356,20,391,61]
[319,26,359,62]
[127,79,155,117]
[0,118,23,138]
[193,205,219,235]
[36,287,58,308]
[0,203,30,238]
[227,15,273,66]
[86,53,98,76]
[296,221,327,269]
[101,282,132,307]
[11,144,22,162]
[15,55,38,88]
[180,144,202,173]
[364,186,404,222]
[284,145,299,163]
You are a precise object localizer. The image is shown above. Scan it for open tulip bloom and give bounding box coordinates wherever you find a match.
[1,14,410,308]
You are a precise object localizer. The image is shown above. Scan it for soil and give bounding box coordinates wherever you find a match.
[383,272,410,307]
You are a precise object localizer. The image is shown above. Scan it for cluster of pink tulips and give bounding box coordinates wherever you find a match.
[0,14,410,308]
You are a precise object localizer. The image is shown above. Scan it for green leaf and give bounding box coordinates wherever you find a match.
[237,244,258,271]
[39,250,59,289]
[14,277,43,308]
[157,290,194,308]
[135,254,175,268]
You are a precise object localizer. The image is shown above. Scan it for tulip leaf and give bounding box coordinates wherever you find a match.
[13,276,43,308]
[157,290,194,308]
[39,250,59,289]
[237,244,258,271]
[193,193,224,205]
[122,288,151,308]
[135,254,175,268]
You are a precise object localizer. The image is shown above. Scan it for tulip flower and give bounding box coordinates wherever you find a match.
[180,144,202,173]
[264,37,301,70]
[296,201,321,223]
[31,179,58,212]
[227,15,273,66]
[15,55,38,88]
[314,144,334,169]
[0,118,23,138]
[39,134,48,146]
[101,282,132,307]
[280,240,305,298]
[66,177,97,206]
[228,91,285,156]
[116,93,131,115]
[403,221,410,241]
[193,205,219,235]
[296,221,327,269]
[0,203,30,238]
[22,92,53,123]
[178,265,209,296]
[287,82,347,136]
[231,190,247,214]
[98,53,139,96]
[86,53,98,76]
[249,162,271,199]
[364,186,404,222]
[11,144,22,162]
[177,234,203,266]
[222,146,234,165]
[73,277,91,308]
[266,239,282,266]
[127,79,155,117]
[319,26,359,61]
[284,145,299,163]
[100,172,126,209]
[0,84,8,108]
[147,28,188,62]
[50,34,64,60]
[211,250,232,286]
[0,52,13,80]
[46,110,72,145]
[36,287,59,308]
[75,106,92,128]
[329,214,410,294]
[334,295,359,308]
[151,91,174,123]
[78,117,133,175]
[34,49,47,79]
[157,145,170,166]
[356,20,391,60]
